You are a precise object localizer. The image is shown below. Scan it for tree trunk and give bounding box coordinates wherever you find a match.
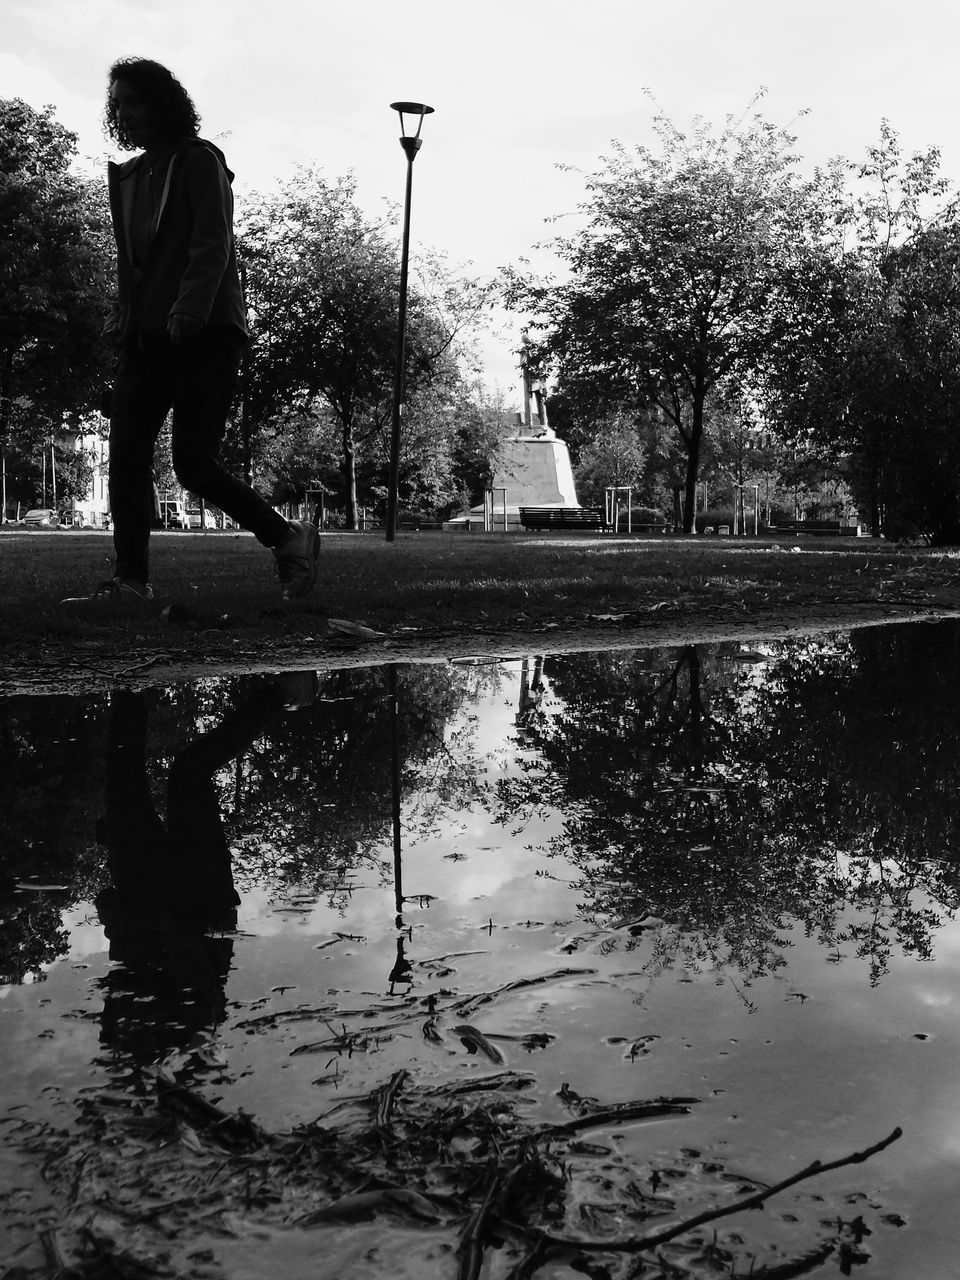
[0,348,11,522]
[240,347,252,488]
[682,378,706,534]
[343,419,358,530]
[869,460,882,538]
[0,347,11,442]
[684,645,706,773]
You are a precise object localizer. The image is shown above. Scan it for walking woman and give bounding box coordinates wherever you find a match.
[73,58,318,603]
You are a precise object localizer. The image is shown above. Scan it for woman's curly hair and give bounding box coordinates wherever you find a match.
[105,58,201,149]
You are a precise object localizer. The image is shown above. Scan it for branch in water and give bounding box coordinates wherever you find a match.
[513,1126,904,1254]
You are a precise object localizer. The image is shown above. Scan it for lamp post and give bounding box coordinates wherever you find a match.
[385,100,434,543]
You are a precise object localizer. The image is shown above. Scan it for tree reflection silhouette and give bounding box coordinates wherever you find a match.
[0,664,485,1010]
[497,629,960,986]
[0,695,110,983]
[90,664,487,1070]
[203,665,473,894]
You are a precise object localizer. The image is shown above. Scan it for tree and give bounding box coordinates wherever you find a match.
[251,404,342,511]
[1,423,98,510]
[761,122,960,542]
[0,99,114,512]
[826,225,960,543]
[573,409,646,511]
[699,390,815,529]
[507,96,835,532]
[447,380,512,512]
[237,170,489,527]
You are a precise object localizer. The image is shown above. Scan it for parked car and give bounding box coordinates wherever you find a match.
[185,508,217,529]
[156,500,189,530]
[22,509,61,528]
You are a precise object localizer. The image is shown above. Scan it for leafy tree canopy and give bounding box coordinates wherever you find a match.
[760,122,960,542]
[506,94,837,531]
[236,170,492,526]
[0,97,113,506]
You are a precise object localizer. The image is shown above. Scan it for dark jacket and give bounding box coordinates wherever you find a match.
[106,137,247,341]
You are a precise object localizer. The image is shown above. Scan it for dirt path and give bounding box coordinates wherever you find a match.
[4,600,956,697]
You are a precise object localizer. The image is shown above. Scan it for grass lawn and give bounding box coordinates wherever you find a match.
[3,527,960,686]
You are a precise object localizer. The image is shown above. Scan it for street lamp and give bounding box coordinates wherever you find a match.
[385,100,434,542]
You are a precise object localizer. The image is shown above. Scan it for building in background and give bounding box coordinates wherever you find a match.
[63,423,110,528]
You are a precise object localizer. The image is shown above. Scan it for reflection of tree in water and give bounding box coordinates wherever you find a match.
[740,624,960,979]
[94,664,488,1077]
[193,664,480,894]
[496,628,960,986]
[0,695,111,983]
[0,664,485,989]
[748,623,960,868]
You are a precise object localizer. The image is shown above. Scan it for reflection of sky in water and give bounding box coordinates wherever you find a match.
[3,635,960,1276]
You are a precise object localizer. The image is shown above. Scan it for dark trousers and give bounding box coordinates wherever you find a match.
[108,329,290,584]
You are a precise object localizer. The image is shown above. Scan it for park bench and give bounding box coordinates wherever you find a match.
[772,520,858,537]
[519,506,606,531]
[399,517,442,531]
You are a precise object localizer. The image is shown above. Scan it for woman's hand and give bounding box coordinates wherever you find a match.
[167,314,205,343]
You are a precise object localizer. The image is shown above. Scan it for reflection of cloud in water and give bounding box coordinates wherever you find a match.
[916,990,958,1009]
[236,831,573,939]
[918,916,960,961]
[63,907,107,961]
[470,663,522,753]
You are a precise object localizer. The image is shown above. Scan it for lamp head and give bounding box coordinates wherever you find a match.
[390,101,434,159]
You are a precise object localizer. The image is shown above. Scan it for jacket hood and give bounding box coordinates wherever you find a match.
[193,138,234,184]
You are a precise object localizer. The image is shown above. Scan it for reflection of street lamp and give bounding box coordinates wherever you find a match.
[387,664,413,990]
[385,100,434,543]
[388,665,404,928]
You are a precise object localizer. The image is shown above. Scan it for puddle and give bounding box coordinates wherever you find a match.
[3,621,960,1277]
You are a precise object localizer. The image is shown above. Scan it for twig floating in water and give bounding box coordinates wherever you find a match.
[422,1072,535,1097]
[453,968,598,1017]
[452,1024,507,1064]
[514,1126,904,1253]
[738,1240,836,1279]
[457,1168,502,1280]
[374,1069,409,1128]
[544,1097,700,1135]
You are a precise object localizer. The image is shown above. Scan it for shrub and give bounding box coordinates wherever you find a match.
[607,504,669,527]
[695,507,736,533]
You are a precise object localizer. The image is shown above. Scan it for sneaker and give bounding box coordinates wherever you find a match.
[273,520,319,601]
[60,577,155,604]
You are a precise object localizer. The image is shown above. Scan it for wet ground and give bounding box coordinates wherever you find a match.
[3,618,960,1277]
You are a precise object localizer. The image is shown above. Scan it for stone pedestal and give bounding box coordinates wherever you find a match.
[443,427,581,532]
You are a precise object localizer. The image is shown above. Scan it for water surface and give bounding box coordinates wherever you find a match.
[3,621,960,1277]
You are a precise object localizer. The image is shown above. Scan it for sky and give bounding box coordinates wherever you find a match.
[5,0,960,398]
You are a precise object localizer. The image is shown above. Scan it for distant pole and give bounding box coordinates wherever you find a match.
[385,101,434,543]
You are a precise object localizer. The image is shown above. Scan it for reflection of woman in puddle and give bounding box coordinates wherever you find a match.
[95,676,315,1067]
